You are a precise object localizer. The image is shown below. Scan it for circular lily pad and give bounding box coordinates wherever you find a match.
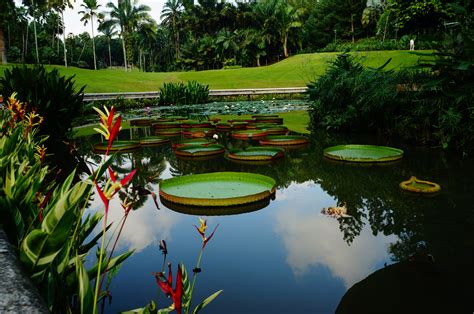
[216,122,248,131]
[227,147,285,161]
[165,116,188,120]
[93,140,141,153]
[323,144,404,163]
[260,126,288,135]
[253,116,283,124]
[181,128,215,138]
[154,128,182,136]
[130,118,152,126]
[259,135,309,146]
[231,129,268,140]
[161,197,272,216]
[252,114,279,118]
[173,138,217,148]
[399,176,441,194]
[139,136,170,147]
[174,144,225,157]
[159,172,276,206]
[152,121,182,129]
[180,121,212,128]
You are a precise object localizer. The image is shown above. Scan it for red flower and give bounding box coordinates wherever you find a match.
[95,168,137,214]
[194,218,219,249]
[93,106,122,155]
[155,264,183,314]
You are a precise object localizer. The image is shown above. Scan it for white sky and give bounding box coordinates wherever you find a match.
[14,0,167,35]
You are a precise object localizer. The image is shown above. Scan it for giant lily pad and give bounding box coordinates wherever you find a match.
[216,122,248,131]
[227,147,285,162]
[181,128,215,138]
[259,135,309,146]
[259,126,288,135]
[139,136,170,147]
[152,121,182,129]
[93,140,141,153]
[180,121,212,128]
[159,172,276,206]
[161,197,272,216]
[231,129,268,140]
[253,116,283,124]
[173,138,216,148]
[154,128,182,136]
[323,144,404,163]
[399,176,441,194]
[174,144,225,157]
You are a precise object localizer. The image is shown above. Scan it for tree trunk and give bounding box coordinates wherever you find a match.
[0,28,7,64]
[121,34,128,72]
[382,12,389,42]
[33,9,40,63]
[283,34,289,58]
[62,11,67,67]
[256,55,260,67]
[351,14,355,43]
[91,15,97,70]
[25,22,29,58]
[108,39,112,67]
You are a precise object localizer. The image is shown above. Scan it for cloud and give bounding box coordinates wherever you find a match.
[273,183,396,288]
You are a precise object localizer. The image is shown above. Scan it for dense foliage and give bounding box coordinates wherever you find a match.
[0,0,456,71]
[0,65,85,141]
[309,4,474,155]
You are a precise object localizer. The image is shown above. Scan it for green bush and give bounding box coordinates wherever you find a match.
[0,65,85,141]
[319,37,436,52]
[158,81,209,106]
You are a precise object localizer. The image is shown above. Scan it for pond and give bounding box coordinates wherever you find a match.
[77,127,474,313]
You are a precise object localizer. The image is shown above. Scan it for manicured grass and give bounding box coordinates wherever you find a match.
[73,110,310,138]
[0,51,429,93]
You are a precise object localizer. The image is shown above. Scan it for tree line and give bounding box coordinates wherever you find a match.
[0,0,456,71]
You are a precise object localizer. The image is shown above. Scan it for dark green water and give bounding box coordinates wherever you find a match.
[78,129,474,314]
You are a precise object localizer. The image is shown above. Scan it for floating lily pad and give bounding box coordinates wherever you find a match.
[253,116,283,124]
[139,136,170,146]
[399,176,441,194]
[159,172,276,206]
[246,123,278,129]
[252,114,279,118]
[231,129,268,140]
[227,147,285,161]
[323,144,404,163]
[161,197,272,216]
[180,120,213,128]
[259,126,288,135]
[173,138,217,148]
[181,128,215,138]
[152,121,182,129]
[130,118,152,126]
[165,116,188,120]
[216,122,248,131]
[154,118,174,123]
[93,140,141,153]
[259,135,309,146]
[174,144,225,157]
[154,128,182,136]
[228,118,255,123]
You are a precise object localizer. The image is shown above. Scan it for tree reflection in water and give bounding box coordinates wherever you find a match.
[76,129,474,312]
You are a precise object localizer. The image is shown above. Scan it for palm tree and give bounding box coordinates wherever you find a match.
[276,1,301,58]
[79,0,103,70]
[23,0,47,64]
[98,20,118,67]
[106,0,152,72]
[160,0,182,59]
[0,0,15,64]
[50,0,74,67]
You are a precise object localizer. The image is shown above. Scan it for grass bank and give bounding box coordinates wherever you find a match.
[1,51,428,93]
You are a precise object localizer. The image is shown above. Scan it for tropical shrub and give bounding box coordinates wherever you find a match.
[0,96,134,312]
[319,37,435,52]
[159,81,209,106]
[0,65,85,141]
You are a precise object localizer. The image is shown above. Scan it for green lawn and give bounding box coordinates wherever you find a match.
[73,110,310,138]
[0,50,428,93]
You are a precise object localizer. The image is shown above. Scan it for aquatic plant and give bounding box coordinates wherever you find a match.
[158,81,209,106]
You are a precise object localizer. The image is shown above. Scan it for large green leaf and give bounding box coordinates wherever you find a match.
[181,265,192,311]
[76,258,94,314]
[86,250,134,279]
[192,290,223,314]
[20,170,89,276]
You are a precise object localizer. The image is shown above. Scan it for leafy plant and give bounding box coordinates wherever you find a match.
[159,81,209,106]
[0,65,85,142]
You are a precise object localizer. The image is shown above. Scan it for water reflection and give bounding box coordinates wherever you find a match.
[273,182,395,288]
[75,130,474,313]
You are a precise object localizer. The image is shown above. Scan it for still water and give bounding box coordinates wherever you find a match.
[78,130,474,314]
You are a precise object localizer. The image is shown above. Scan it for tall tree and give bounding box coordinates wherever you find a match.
[0,0,15,64]
[49,0,74,67]
[23,0,47,64]
[106,0,153,71]
[79,0,103,70]
[160,0,183,59]
[98,20,118,67]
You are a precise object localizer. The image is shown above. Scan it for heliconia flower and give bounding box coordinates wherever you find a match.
[194,218,219,249]
[92,106,122,155]
[159,240,168,255]
[120,197,133,215]
[108,167,137,187]
[154,264,183,314]
[96,168,137,214]
[35,144,47,162]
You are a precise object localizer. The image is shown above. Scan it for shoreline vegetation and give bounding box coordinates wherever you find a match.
[0,51,428,93]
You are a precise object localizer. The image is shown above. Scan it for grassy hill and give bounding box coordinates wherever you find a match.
[0,50,428,93]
